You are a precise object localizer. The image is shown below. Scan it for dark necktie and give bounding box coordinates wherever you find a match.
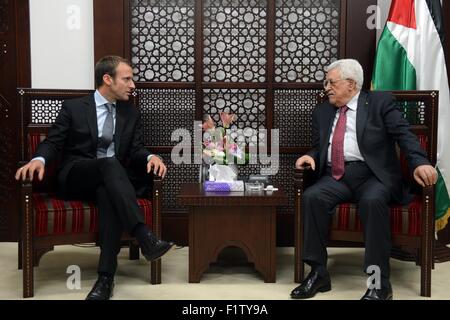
[97,103,114,158]
[331,105,349,180]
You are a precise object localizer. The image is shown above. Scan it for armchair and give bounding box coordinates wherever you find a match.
[294,91,438,297]
[17,89,163,298]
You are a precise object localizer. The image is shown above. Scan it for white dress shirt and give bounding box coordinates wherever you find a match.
[95,90,117,158]
[327,92,365,165]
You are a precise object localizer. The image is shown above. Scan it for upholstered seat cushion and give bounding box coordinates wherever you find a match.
[331,195,422,236]
[33,193,152,236]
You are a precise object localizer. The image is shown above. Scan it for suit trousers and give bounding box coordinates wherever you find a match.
[302,161,392,284]
[63,157,145,275]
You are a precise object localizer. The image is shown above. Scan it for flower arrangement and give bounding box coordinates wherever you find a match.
[201,112,248,165]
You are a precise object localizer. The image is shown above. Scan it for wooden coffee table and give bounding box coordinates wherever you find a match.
[177,183,288,283]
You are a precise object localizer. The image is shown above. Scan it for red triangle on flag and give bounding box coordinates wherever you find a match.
[387,0,417,29]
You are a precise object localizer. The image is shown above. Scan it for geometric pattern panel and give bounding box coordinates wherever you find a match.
[0,97,13,237]
[0,0,8,33]
[130,0,195,82]
[203,89,266,147]
[274,89,322,147]
[31,99,63,124]
[137,88,196,146]
[204,0,267,82]
[396,100,426,125]
[274,0,340,83]
[158,153,198,211]
[271,153,298,215]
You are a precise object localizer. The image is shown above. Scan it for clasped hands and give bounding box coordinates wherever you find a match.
[295,155,437,187]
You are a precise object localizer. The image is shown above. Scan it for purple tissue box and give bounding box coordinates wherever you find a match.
[204,181,231,192]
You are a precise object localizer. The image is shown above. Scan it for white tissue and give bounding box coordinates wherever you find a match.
[209,164,237,182]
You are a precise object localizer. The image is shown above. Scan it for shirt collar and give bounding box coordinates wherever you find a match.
[346,91,360,111]
[94,90,116,108]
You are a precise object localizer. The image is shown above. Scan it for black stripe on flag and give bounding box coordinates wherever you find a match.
[425,0,445,47]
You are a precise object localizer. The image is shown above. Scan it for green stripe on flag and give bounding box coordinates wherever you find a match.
[436,168,450,230]
[372,27,417,90]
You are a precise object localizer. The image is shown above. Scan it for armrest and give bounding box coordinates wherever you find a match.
[294,165,311,283]
[294,166,312,193]
[151,175,163,238]
[421,184,435,227]
[17,162,33,245]
[17,161,33,191]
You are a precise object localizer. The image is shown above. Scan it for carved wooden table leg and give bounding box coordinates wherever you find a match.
[188,206,276,283]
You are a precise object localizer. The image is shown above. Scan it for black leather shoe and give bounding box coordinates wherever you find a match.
[361,283,393,300]
[290,271,331,299]
[85,275,114,300]
[139,230,175,261]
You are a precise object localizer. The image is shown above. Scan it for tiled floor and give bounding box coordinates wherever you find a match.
[1,242,449,300]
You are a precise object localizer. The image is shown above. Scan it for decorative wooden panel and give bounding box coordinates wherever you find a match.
[137,88,196,146]
[203,0,267,82]
[271,153,298,215]
[274,89,323,147]
[0,95,13,238]
[396,100,426,125]
[158,152,198,210]
[31,99,63,124]
[274,0,340,83]
[203,88,266,146]
[130,0,195,82]
[0,0,8,33]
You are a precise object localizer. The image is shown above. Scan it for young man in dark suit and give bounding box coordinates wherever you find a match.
[291,59,438,300]
[15,55,175,300]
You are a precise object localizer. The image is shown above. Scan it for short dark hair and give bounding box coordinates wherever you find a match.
[94,55,132,88]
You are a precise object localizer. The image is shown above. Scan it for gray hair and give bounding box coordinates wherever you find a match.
[325,59,364,90]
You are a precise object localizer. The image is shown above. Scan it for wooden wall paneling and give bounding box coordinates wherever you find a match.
[0,0,30,241]
[194,0,204,121]
[265,0,275,150]
[344,0,377,90]
[15,0,30,87]
[93,0,125,62]
[339,0,347,58]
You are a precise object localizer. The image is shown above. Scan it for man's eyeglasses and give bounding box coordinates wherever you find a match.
[323,78,350,88]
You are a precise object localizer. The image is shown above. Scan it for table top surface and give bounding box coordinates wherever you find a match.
[177,183,288,206]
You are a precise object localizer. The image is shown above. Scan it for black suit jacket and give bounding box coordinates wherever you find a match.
[306,90,430,203]
[34,94,151,196]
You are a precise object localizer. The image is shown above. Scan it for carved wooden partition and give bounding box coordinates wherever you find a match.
[92,0,377,245]
[0,0,30,241]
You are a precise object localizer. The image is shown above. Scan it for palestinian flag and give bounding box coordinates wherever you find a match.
[372,0,450,231]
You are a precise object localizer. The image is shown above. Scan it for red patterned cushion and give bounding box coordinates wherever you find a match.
[33,193,152,236]
[29,133,60,192]
[331,195,422,236]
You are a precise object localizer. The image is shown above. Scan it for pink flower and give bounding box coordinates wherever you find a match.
[202,115,215,131]
[203,139,213,149]
[220,112,237,128]
[227,143,243,159]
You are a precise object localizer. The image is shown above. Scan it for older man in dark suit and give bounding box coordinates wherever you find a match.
[15,56,175,300]
[291,59,437,300]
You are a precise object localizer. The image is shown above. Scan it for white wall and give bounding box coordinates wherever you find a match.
[30,0,94,89]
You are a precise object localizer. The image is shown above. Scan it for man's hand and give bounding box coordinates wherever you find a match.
[295,155,316,170]
[147,156,167,179]
[413,164,438,187]
[15,159,45,182]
